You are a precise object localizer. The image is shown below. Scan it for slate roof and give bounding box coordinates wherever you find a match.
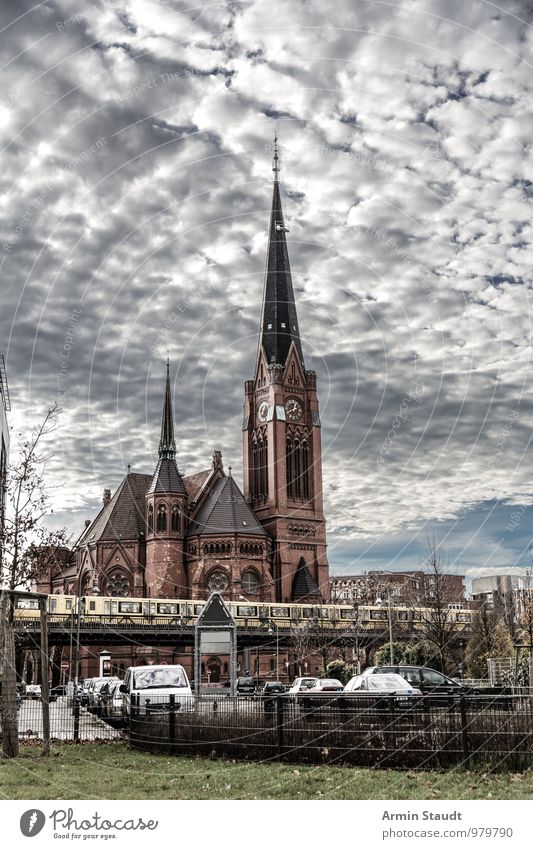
[183,468,212,503]
[147,457,187,496]
[187,474,267,537]
[259,173,304,368]
[292,556,321,600]
[78,473,151,545]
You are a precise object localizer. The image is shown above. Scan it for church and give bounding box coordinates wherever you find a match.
[40,140,330,626]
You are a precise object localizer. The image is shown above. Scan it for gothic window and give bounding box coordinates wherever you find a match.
[241,570,260,595]
[251,427,268,500]
[156,503,167,532]
[147,504,154,534]
[208,569,229,594]
[171,503,180,533]
[105,570,131,597]
[286,429,311,500]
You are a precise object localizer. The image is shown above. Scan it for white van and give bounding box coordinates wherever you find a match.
[120,664,193,717]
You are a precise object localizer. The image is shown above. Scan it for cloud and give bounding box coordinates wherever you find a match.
[1,0,533,575]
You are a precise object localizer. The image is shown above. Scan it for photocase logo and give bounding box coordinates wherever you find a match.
[20,810,46,837]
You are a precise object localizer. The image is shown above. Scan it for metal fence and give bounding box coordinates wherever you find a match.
[129,692,533,771]
[1,696,124,742]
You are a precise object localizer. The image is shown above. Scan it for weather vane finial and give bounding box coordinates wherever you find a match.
[272,131,280,181]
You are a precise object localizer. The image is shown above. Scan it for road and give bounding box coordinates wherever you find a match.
[16,697,122,741]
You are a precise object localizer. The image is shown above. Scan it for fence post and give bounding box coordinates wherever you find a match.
[276,696,284,758]
[73,696,80,742]
[459,695,471,769]
[169,694,176,754]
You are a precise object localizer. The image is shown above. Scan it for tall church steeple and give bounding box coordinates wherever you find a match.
[259,135,304,368]
[146,361,188,597]
[243,136,329,603]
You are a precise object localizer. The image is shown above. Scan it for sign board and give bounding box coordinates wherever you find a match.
[194,592,237,697]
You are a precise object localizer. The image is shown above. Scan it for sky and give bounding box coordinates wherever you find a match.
[1,0,533,584]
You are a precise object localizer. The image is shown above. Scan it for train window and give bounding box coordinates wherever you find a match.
[369,610,388,621]
[157,603,178,615]
[301,608,314,618]
[104,601,110,615]
[17,598,39,609]
[237,605,257,617]
[118,602,141,613]
[49,598,57,611]
[271,606,289,617]
[397,610,409,621]
[89,600,96,611]
[412,611,423,621]
[457,613,471,623]
[340,609,356,619]
[319,608,329,618]
[66,599,73,610]
[194,604,204,615]
[111,602,117,614]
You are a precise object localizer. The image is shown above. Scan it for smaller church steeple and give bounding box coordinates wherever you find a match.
[159,358,176,459]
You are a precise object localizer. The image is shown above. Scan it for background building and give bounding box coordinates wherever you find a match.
[330,570,466,607]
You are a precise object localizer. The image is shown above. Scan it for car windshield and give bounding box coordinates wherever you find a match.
[317,680,342,687]
[367,675,411,690]
[133,668,187,690]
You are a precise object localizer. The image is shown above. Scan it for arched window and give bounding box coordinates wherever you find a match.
[156,504,167,532]
[171,503,180,533]
[286,430,311,500]
[147,504,154,534]
[241,570,260,596]
[251,429,268,500]
[208,569,229,594]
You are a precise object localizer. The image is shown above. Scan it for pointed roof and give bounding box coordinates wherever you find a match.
[148,361,187,496]
[259,136,304,369]
[78,473,152,545]
[187,473,267,537]
[292,556,321,601]
[159,359,176,459]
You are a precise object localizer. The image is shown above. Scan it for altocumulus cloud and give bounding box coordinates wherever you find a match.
[1,0,533,576]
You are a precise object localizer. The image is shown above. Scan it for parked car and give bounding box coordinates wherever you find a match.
[50,685,68,698]
[16,691,21,710]
[104,681,125,724]
[236,676,256,695]
[99,680,124,721]
[362,665,512,709]
[91,678,121,715]
[261,682,285,695]
[343,673,423,709]
[261,681,285,712]
[120,665,193,717]
[306,679,344,693]
[288,677,319,694]
[24,684,42,699]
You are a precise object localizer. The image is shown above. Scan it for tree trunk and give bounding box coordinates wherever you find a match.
[0,591,19,758]
[39,601,50,757]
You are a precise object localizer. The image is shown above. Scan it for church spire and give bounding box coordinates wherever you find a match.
[259,135,304,368]
[159,359,176,459]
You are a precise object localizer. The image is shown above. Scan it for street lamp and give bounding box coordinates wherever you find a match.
[375,591,394,665]
[267,621,279,679]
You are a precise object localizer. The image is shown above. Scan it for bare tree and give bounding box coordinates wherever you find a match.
[1,404,68,759]
[0,403,69,590]
[417,538,457,674]
[518,567,533,686]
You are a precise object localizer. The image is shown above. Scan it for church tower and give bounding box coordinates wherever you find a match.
[243,137,329,603]
[145,361,188,597]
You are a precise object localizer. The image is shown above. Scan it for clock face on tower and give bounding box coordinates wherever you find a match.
[285,398,303,421]
[257,400,269,423]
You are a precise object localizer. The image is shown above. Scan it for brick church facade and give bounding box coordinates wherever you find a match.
[40,141,330,620]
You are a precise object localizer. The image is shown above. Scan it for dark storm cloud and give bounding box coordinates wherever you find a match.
[1,0,533,574]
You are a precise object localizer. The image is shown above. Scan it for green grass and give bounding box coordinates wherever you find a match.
[0,743,532,799]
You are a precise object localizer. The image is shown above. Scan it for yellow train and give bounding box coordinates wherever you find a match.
[12,594,473,631]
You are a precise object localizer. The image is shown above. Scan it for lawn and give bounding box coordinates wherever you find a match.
[0,742,532,799]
